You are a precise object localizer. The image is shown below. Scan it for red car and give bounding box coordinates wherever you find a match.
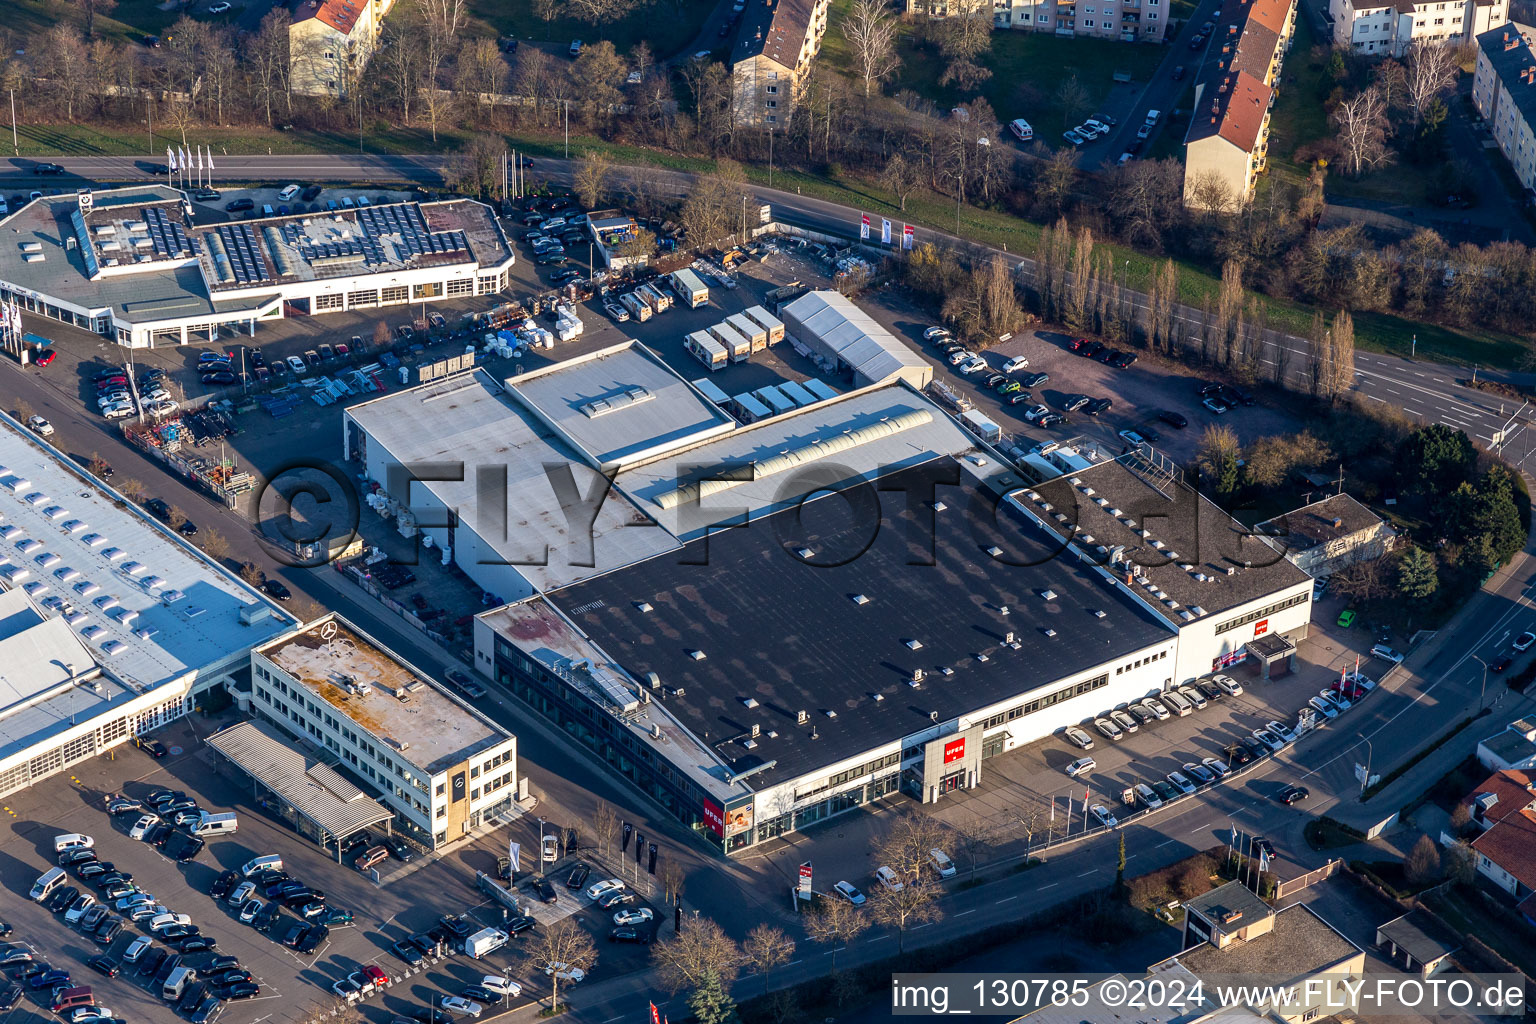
[361,964,386,986]
[34,349,56,367]
[1068,338,1091,352]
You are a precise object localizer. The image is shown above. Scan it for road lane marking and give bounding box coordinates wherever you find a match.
[1038,882,1058,890]
[1078,869,1098,876]
[997,895,1020,903]
[956,909,976,916]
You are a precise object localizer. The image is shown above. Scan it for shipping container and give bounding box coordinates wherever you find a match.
[802,378,839,402]
[725,313,768,354]
[730,392,773,423]
[753,385,796,416]
[690,377,731,404]
[776,380,817,407]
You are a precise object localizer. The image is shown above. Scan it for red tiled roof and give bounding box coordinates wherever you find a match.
[1465,768,1536,824]
[291,0,365,36]
[737,0,820,69]
[1472,810,1536,890]
[1246,0,1292,34]
[1217,71,1272,151]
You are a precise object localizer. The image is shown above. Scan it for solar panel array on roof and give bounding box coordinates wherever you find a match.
[214,224,271,285]
[357,203,468,260]
[143,207,192,259]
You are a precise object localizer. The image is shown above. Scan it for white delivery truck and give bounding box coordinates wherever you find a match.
[707,321,751,363]
[669,269,709,309]
[463,927,510,959]
[960,409,1003,443]
[619,291,653,322]
[726,313,768,354]
[685,331,729,372]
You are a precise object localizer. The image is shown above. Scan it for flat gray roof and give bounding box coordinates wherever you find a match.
[345,369,680,593]
[0,417,296,689]
[1172,904,1361,981]
[506,341,735,470]
[614,384,989,541]
[257,615,511,775]
[1377,910,1460,963]
[1184,879,1272,933]
[207,719,395,839]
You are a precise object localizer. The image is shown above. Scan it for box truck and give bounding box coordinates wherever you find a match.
[669,269,709,309]
[637,282,671,314]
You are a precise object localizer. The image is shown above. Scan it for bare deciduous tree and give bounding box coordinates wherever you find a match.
[657,856,686,906]
[804,896,867,971]
[880,154,924,212]
[591,800,620,857]
[202,528,229,561]
[742,924,795,995]
[869,876,942,952]
[525,919,597,1014]
[651,917,742,995]
[1332,86,1389,176]
[1405,41,1457,128]
[573,149,613,210]
[845,0,900,98]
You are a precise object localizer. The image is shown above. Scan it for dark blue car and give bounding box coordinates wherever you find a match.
[28,970,69,988]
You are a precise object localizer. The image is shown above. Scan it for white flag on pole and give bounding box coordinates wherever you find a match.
[178,147,187,172]
[206,149,214,173]
[197,147,204,172]
[508,840,520,875]
[166,147,176,172]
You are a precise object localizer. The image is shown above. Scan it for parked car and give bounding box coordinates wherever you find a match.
[1089,804,1118,828]
[1370,644,1404,664]
[1279,785,1310,805]
[832,880,866,906]
[1063,725,1094,750]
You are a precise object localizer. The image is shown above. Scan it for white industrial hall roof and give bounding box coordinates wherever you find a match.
[506,341,735,470]
[780,290,932,389]
[0,416,295,690]
[345,368,680,592]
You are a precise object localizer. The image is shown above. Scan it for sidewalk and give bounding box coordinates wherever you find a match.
[1324,545,1536,837]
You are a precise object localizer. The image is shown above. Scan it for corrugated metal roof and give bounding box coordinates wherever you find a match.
[207,719,394,838]
[781,291,932,388]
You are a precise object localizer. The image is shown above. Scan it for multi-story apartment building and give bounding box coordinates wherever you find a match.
[730,0,831,127]
[251,614,518,851]
[1330,0,1505,56]
[1473,25,1536,192]
[289,0,396,98]
[1183,0,1297,209]
[909,0,1167,42]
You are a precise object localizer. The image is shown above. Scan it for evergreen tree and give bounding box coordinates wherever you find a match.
[687,971,739,1024]
[1396,546,1438,601]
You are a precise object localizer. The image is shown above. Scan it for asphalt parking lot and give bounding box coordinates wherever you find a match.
[0,714,662,1024]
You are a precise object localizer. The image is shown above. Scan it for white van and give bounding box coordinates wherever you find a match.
[193,811,238,836]
[53,833,94,853]
[874,866,905,892]
[1162,690,1194,716]
[277,184,300,201]
[30,866,66,901]
[1009,118,1034,142]
[241,854,281,876]
[162,966,195,1001]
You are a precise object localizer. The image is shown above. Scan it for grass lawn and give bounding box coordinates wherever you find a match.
[10,0,247,47]
[467,0,715,57]
[1264,14,1332,190]
[824,0,1165,139]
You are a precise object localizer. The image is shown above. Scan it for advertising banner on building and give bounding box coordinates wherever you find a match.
[702,798,725,838]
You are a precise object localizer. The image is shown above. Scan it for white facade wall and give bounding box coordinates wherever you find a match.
[750,637,1179,825]
[251,652,517,849]
[1474,43,1536,191]
[1332,0,1505,54]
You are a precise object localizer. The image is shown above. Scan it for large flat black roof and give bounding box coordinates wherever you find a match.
[551,457,1175,786]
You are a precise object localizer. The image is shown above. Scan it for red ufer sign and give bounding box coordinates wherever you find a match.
[943,737,966,764]
[702,798,725,838]
[1254,618,1269,638]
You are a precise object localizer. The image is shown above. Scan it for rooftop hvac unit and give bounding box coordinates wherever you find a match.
[750,723,760,738]
[742,697,759,708]
[797,709,808,725]
[645,672,661,689]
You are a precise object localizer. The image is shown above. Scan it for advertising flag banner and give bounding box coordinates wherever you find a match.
[880,218,891,245]
[508,841,520,875]
[902,223,914,249]
[859,213,869,240]
[621,822,633,853]
[648,842,658,875]
[650,1005,663,1024]
[166,148,176,171]
[635,832,645,863]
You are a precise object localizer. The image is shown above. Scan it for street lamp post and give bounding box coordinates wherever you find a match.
[1359,737,1373,798]
[1473,656,1489,711]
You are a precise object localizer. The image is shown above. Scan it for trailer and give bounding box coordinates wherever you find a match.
[684,331,729,372]
[691,377,731,404]
[620,291,653,322]
[753,385,796,416]
[638,282,672,314]
[960,409,1003,443]
[803,378,839,402]
[730,392,773,423]
[669,268,710,309]
[777,379,817,407]
[725,313,768,354]
[742,305,786,344]
[707,321,752,363]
